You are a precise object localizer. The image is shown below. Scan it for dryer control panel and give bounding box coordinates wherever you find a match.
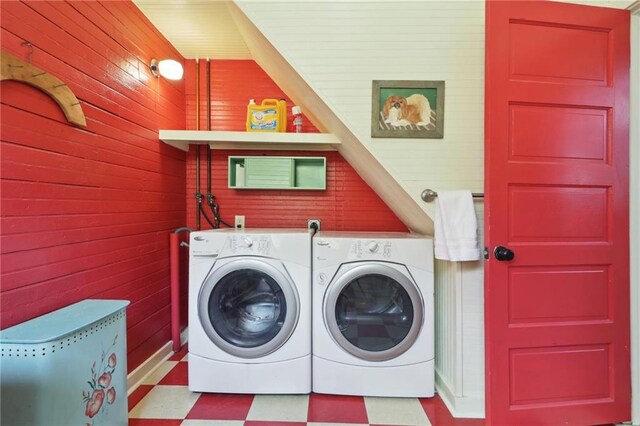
[314,237,394,264]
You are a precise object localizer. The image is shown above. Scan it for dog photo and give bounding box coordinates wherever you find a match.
[372,80,444,138]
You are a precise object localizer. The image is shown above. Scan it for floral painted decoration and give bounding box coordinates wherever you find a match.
[82,335,118,422]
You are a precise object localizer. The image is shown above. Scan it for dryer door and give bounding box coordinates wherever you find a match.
[324,263,423,361]
[198,258,299,358]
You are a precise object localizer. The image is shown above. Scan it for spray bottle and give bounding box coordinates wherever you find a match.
[292,106,303,133]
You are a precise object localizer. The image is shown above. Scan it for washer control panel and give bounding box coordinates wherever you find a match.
[349,239,392,259]
[227,234,273,256]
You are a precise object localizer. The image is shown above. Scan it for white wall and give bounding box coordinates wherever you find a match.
[237,1,485,219]
[435,203,485,418]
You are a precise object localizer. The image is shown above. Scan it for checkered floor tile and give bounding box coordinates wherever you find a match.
[128,345,484,426]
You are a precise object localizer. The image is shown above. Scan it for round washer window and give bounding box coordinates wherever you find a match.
[209,268,287,348]
[198,258,299,358]
[335,273,414,352]
[324,264,423,362]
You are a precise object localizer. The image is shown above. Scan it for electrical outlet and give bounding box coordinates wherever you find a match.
[235,215,245,229]
[308,219,320,231]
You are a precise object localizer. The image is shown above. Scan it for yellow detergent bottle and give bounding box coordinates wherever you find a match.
[246,99,287,132]
[277,98,287,132]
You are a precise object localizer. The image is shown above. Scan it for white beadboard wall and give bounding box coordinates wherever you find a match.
[435,203,485,418]
[236,1,486,416]
[236,1,485,219]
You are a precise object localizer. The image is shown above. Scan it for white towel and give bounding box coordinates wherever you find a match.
[434,190,481,261]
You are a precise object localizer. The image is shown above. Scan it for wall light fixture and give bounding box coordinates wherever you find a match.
[149,59,184,80]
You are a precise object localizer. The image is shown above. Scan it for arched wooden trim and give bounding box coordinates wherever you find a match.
[1,50,87,128]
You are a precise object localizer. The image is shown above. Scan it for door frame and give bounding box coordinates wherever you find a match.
[630,6,639,425]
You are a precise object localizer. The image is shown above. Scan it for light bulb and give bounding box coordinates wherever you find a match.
[158,59,183,80]
[150,58,184,80]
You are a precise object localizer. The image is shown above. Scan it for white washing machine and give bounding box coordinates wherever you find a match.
[188,228,311,394]
[312,231,434,398]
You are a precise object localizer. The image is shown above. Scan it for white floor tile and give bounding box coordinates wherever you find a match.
[142,360,178,385]
[246,394,310,422]
[128,385,200,419]
[181,421,244,426]
[364,396,431,426]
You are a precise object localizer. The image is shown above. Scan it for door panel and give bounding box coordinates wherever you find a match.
[508,266,609,323]
[509,186,608,241]
[508,104,609,162]
[485,1,630,424]
[509,345,611,403]
[509,21,609,85]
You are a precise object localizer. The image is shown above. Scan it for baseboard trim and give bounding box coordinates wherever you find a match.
[127,327,188,395]
[435,369,485,419]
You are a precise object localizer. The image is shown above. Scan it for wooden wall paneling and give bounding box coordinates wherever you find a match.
[2,252,169,322]
[30,2,141,81]
[127,323,172,372]
[1,239,169,292]
[73,1,154,72]
[1,108,185,178]
[183,59,406,232]
[125,287,171,327]
[185,59,198,130]
[2,2,184,130]
[126,306,171,360]
[0,0,186,372]
[200,59,208,130]
[186,148,407,231]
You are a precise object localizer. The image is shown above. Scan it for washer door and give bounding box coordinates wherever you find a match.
[324,263,423,362]
[198,258,299,358]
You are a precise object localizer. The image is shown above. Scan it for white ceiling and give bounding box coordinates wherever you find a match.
[133,0,638,61]
[133,0,250,59]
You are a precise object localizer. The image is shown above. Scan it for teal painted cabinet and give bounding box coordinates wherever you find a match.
[229,156,326,190]
[0,300,129,426]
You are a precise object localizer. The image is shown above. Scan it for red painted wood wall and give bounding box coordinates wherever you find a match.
[0,1,186,372]
[184,59,407,232]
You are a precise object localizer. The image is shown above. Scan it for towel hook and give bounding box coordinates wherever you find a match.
[21,41,34,64]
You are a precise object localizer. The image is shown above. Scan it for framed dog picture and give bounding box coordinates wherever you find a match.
[371,80,445,138]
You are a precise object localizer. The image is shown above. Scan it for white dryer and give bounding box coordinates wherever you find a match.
[312,232,434,398]
[188,229,311,394]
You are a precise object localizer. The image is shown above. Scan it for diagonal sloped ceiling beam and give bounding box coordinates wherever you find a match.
[228,3,432,235]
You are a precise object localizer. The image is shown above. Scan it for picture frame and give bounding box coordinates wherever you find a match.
[371,80,445,139]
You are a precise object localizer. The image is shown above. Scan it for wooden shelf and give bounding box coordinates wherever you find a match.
[159,130,341,152]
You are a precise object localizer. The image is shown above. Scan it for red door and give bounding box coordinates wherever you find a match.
[484,1,630,425]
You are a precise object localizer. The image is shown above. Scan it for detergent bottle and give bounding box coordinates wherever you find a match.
[277,98,287,132]
[246,99,287,132]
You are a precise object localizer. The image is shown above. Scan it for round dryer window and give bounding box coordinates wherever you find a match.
[198,258,299,358]
[324,263,423,362]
